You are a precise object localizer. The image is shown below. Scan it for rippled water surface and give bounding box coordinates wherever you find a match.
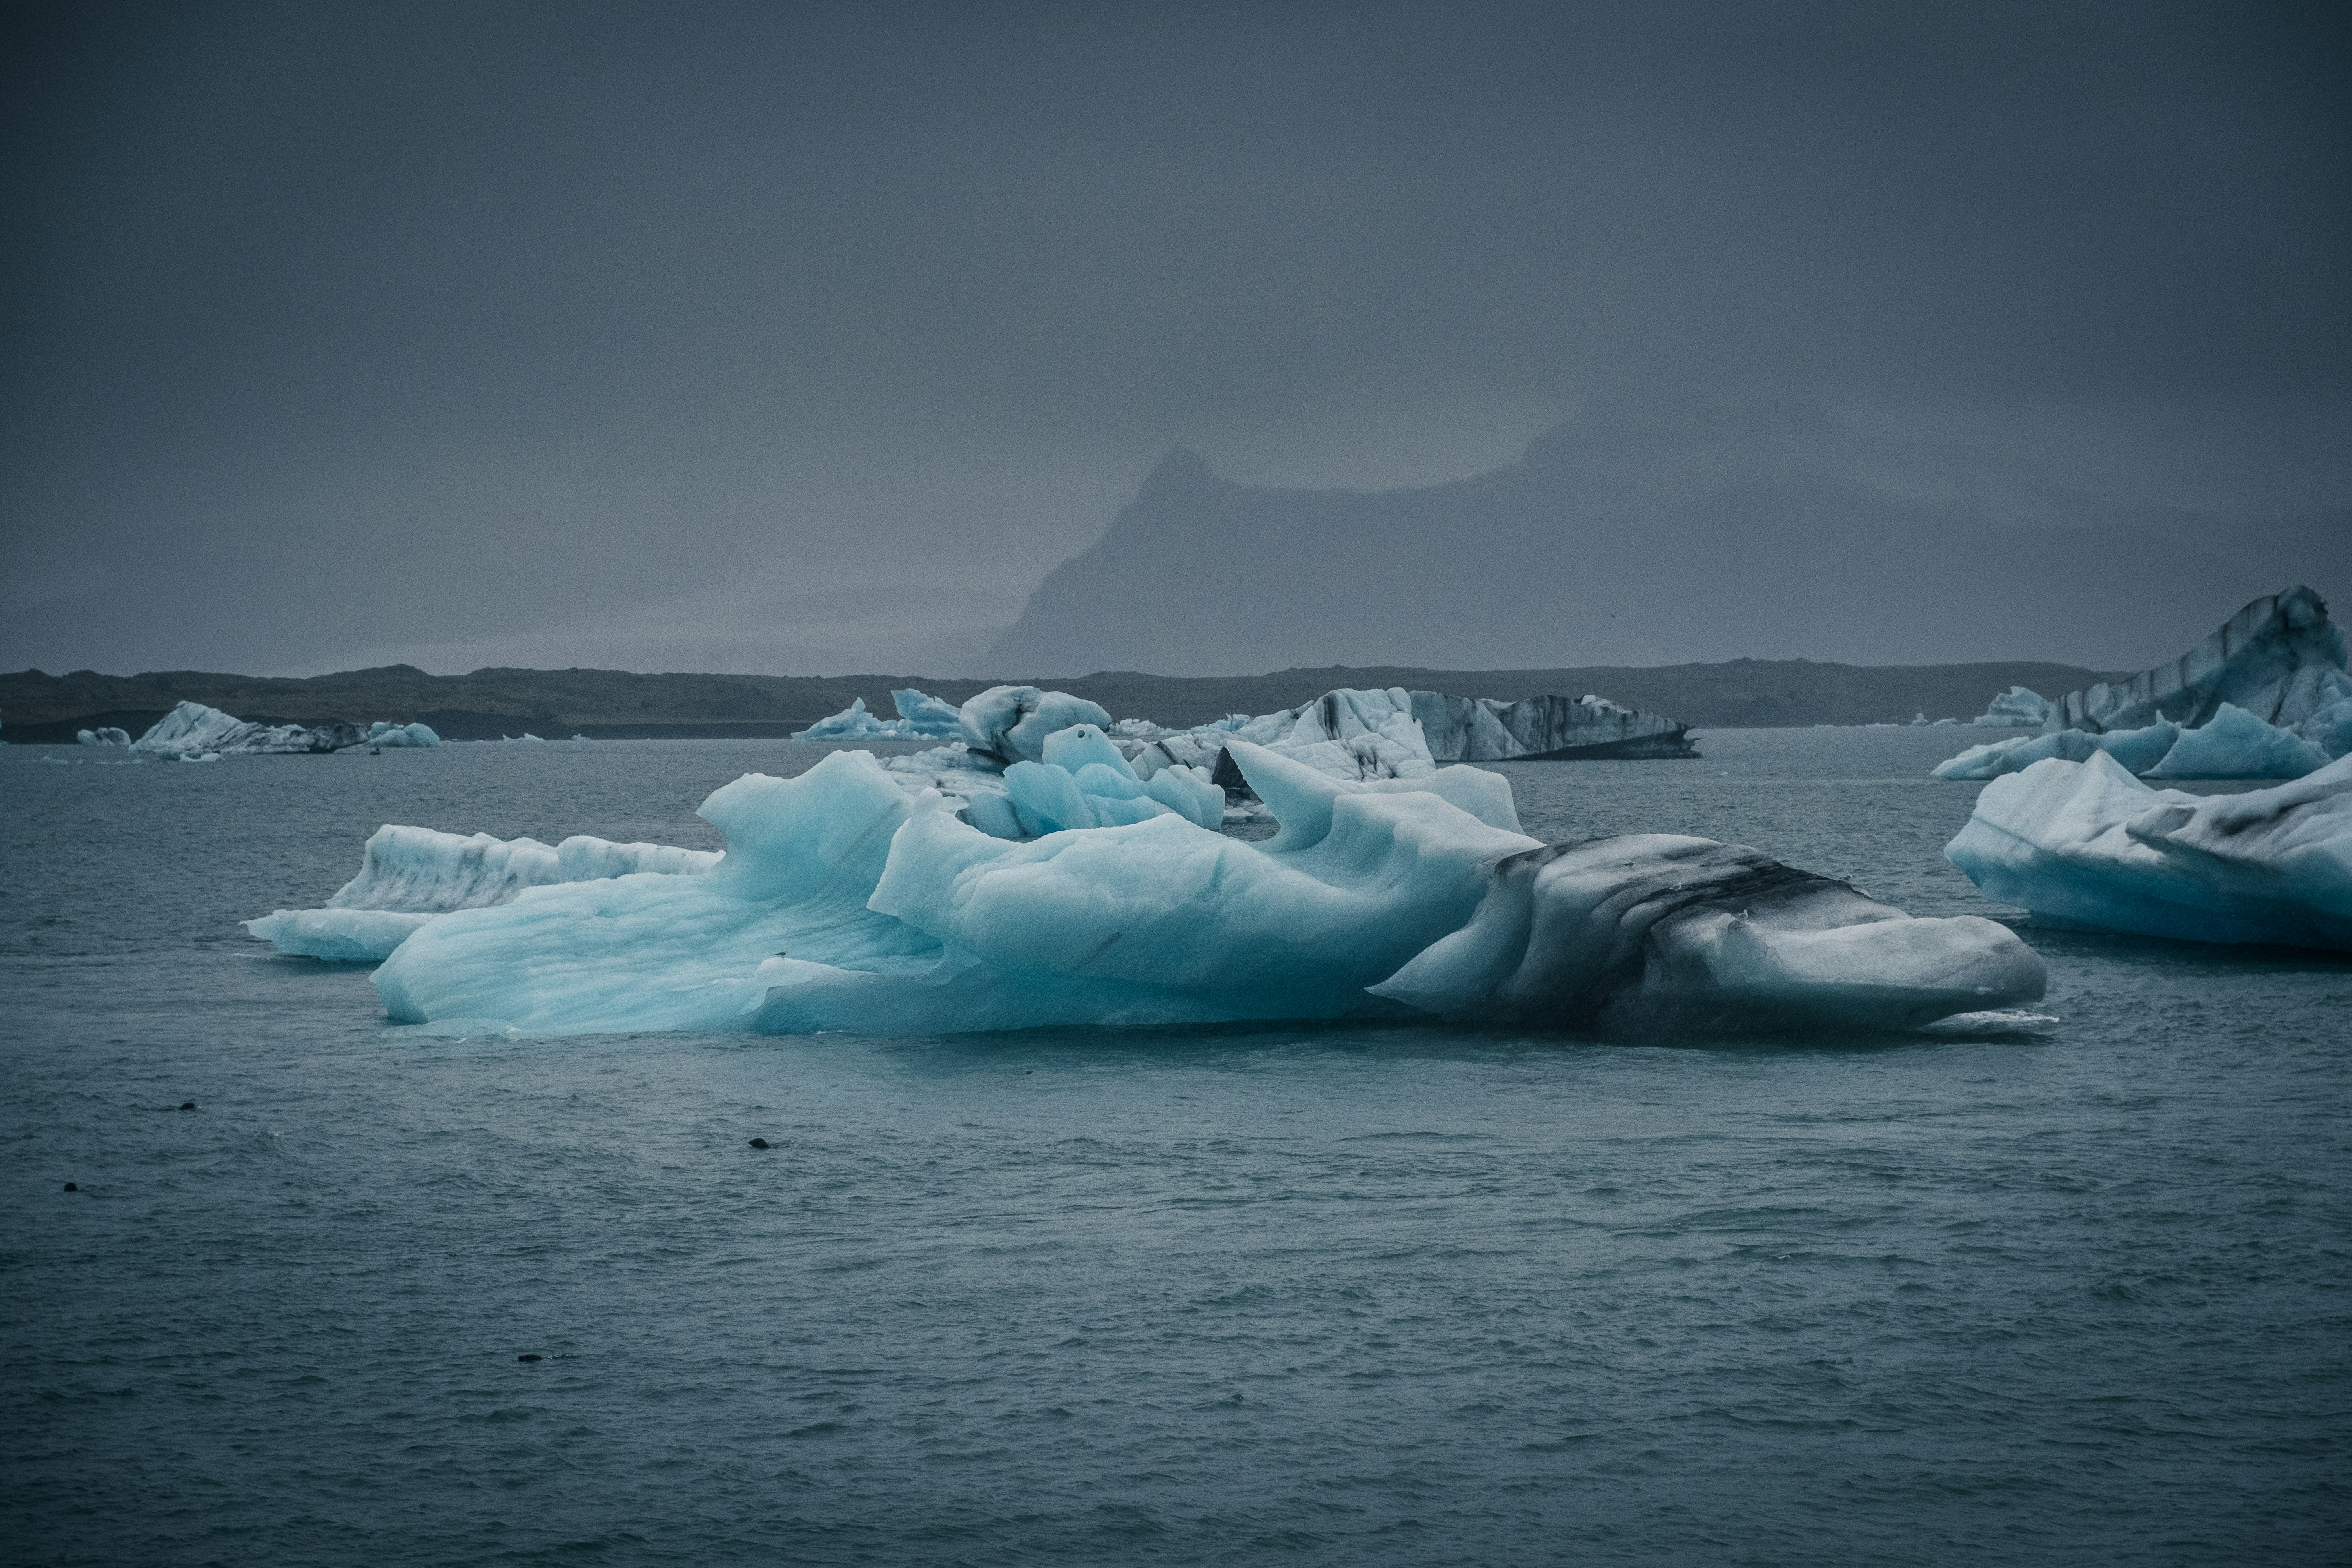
[4,730,2346,1566]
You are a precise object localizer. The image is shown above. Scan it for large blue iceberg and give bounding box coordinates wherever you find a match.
[1936,587,2352,782]
[1945,750,2352,951]
[358,739,2043,1037]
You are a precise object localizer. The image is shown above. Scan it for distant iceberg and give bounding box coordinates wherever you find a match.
[76,727,131,746]
[1125,685,1696,793]
[127,700,441,757]
[1945,750,2352,951]
[366,740,2041,1037]
[797,688,967,740]
[245,824,720,960]
[1935,588,2352,782]
[132,701,368,757]
[1973,686,2049,727]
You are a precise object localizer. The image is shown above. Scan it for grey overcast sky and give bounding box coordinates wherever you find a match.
[4,1,2347,676]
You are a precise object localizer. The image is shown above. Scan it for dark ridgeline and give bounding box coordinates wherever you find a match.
[987,399,2352,680]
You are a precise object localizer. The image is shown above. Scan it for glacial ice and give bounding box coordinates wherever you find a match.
[1973,687,2049,727]
[1936,589,2352,782]
[132,701,368,757]
[2039,586,2348,738]
[365,737,2043,1037]
[959,686,1116,763]
[1945,750,2352,951]
[797,688,965,741]
[76,727,132,746]
[245,824,720,960]
[1123,686,1696,792]
[2143,703,2328,780]
[125,701,440,757]
[891,688,964,737]
[1933,704,2335,782]
[1373,835,2042,1031]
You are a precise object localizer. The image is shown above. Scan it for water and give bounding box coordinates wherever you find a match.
[4,731,2347,1566]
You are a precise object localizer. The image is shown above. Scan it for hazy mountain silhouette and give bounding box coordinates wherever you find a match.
[989,397,2347,675]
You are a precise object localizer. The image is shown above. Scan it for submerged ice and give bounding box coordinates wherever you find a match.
[360,737,2042,1037]
[1945,751,2352,951]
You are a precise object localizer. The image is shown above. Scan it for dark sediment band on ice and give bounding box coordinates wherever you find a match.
[2042,585,2343,735]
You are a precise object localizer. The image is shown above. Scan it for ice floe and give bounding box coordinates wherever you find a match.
[360,739,2042,1036]
[1945,750,2352,951]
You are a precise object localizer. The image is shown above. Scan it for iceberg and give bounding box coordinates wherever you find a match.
[1973,686,2049,727]
[1944,750,2352,951]
[365,737,2042,1037]
[1935,589,2352,782]
[245,824,720,960]
[126,701,441,757]
[132,701,368,757]
[958,686,1115,762]
[890,688,964,737]
[795,688,965,741]
[1409,690,1696,762]
[76,727,132,746]
[1127,686,1697,792]
[2039,585,2352,742]
[2142,703,2328,780]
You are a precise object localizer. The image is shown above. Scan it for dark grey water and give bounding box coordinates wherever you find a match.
[4,731,2347,1566]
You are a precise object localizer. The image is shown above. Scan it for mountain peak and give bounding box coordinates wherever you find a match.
[1138,448,1218,501]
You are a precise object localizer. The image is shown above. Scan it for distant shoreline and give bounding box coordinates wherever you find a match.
[1,657,2125,742]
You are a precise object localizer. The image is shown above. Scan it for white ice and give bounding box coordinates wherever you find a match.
[1945,750,2352,951]
[1933,702,2334,782]
[366,720,441,747]
[797,688,965,741]
[131,701,326,757]
[76,727,132,746]
[245,824,720,960]
[367,735,2042,1037]
[1973,686,2050,727]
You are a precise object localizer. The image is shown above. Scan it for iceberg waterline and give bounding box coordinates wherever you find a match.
[1944,750,2352,951]
[346,738,2041,1037]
